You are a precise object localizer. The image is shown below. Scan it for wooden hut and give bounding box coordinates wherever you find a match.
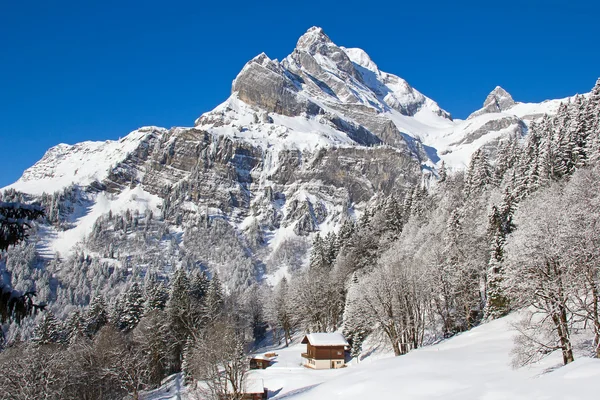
[301,332,348,369]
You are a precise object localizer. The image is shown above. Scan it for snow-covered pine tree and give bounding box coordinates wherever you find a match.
[121,282,145,332]
[273,277,293,346]
[585,78,600,163]
[309,233,326,271]
[342,272,371,362]
[110,295,126,330]
[189,270,210,302]
[323,231,339,269]
[383,195,403,242]
[485,188,516,319]
[33,312,60,345]
[84,295,108,337]
[64,310,85,344]
[337,219,355,250]
[144,275,168,313]
[205,273,224,321]
[438,160,447,182]
[464,148,493,200]
[166,268,191,372]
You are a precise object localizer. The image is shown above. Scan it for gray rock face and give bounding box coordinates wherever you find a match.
[469,86,517,118]
[232,53,321,117]
[452,116,526,147]
[484,86,515,111]
[229,27,451,151]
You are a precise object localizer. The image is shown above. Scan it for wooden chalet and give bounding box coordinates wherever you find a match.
[301,332,349,369]
[249,354,275,370]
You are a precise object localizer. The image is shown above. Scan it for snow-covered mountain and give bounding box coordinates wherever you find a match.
[1,27,585,290]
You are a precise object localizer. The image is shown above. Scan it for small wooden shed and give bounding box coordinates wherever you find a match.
[241,379,268,400]
[249,354,274,370]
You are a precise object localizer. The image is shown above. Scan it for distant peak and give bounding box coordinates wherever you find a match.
[249,52,271,65]
[490,86,510,96]
[483,86,515,111]
[296,26,332,51]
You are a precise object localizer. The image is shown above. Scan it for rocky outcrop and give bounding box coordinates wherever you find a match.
[469,86,517,118]
[453,116,526,146]
[232,53,321,117]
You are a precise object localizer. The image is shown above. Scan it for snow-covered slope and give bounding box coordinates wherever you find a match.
[284,312,599,400]
[143,311,600,399]
[9,127,167,195]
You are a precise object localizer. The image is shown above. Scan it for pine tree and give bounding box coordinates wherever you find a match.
[189,270,210,302]
[585,79,600,162]
[64,310,85,344]
[273,277,293,346]
[464,149,493,199]
[144,276,168,313]
[485,188,516,319]
[383,195,403,241]
[343,272,370,361]
[110,295,126,330]
[205,273,224,322]
[166,268,191,372]
[494,134,520,183]
[33,312,60,345]
[438,161,447,183]
[0,202,45,323]
[323,232,339,268]
[122,282,145,332]
[337,219,355,250]
[309,233,326,271]
[84,295,108,337]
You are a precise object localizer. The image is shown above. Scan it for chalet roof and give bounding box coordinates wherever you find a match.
[250,354,275,361]
[244,379,265,394]
[228,378,264,393]
[301,332,349,347]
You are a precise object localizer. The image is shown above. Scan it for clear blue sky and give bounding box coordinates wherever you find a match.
[1,0,599,188]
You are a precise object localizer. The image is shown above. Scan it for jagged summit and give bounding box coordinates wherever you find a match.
[295,26,332,51]
[214,26,454,154]
[468,86,518,119]
[483,86,516,111]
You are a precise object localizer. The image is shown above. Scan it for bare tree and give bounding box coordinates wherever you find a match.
[504,185,576,365]
[187,321,249,400]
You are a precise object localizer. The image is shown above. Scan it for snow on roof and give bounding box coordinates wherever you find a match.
[230,379,264,393]
[302,332,349,347]
[251,354,275,361]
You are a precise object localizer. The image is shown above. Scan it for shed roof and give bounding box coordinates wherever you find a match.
[301,332,349,347]
[251,354,275,361]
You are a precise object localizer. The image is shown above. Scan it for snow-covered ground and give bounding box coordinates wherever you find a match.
[144,312,600,399]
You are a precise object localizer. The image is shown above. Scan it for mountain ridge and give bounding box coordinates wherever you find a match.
[1,27,589,290]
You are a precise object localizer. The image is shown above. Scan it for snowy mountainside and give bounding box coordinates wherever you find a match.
[11,127,167,195]
[1,26,587,297]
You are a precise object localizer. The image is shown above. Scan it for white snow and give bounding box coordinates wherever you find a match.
[303,332,348,347]
[285,312,600,400]
[143,307,598,400]
[4,127,165,196]
[37,186,162,257]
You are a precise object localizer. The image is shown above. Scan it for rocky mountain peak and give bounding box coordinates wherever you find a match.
[295,26,332,51]
[468,86,517,119]
[483,86,515,112]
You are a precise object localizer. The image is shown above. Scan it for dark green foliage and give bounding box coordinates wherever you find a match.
[0,202,45,323]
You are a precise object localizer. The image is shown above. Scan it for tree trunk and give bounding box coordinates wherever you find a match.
[588,277,600,358]
[552,307,574,365]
